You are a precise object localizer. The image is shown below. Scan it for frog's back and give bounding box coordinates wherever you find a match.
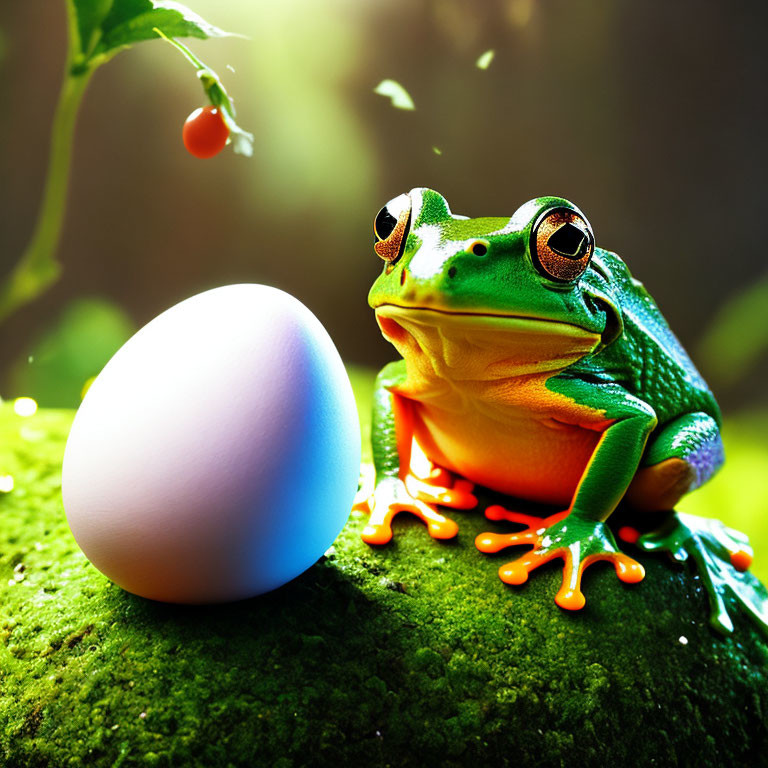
[581,249,720,427]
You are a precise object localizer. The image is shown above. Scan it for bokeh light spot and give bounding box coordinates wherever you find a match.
[13,397,38,417]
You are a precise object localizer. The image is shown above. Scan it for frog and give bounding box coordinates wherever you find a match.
[355,187,768,636]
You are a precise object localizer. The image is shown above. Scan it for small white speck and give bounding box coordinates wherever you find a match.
[111,724,119,730]
[679,635,688,645]
[324,546,336,557]
[139,712,147,719]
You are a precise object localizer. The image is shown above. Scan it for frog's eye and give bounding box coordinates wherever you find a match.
[530,208,594,283]
[374,193,411,265]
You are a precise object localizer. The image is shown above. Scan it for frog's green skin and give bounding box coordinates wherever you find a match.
[358,187,768,635]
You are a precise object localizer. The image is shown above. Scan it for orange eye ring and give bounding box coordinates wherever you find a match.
[530,207,594,283]
[374,194,412,265]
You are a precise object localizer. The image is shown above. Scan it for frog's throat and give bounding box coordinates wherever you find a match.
[375,304,601,381]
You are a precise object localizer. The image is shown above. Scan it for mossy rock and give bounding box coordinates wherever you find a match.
[1,395,768,768]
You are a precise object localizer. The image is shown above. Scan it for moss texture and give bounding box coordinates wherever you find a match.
[1,384,768,768]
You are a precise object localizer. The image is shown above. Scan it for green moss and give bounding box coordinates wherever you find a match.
[1,390,768,768]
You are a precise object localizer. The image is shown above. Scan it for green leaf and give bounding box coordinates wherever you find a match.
[88,0,230,59]
[9,297,135,408]
[69,0,113,59]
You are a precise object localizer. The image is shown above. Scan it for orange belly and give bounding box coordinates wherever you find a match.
[412,400,600,507]
[392,372,611,509]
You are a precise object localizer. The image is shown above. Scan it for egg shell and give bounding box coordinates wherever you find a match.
[62,284,361,604]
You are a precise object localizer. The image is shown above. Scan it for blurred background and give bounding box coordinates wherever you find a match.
[1,0,767,410]
[0,0,766,572]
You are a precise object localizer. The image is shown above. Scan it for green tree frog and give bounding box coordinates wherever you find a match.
[356,188,768,636]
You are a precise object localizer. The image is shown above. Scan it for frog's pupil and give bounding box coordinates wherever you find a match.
[548,223,588,259]
[471,243,488,256]
[375,206,398,241]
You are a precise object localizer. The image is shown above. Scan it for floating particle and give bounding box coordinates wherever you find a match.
[432,146,443,155]
[476,49,495,70]
[374,79,415,110]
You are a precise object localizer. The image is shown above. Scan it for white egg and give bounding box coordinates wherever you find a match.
[62,284,361,604]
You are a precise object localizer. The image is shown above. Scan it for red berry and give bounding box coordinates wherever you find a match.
[182,106,229,159]
[730,549,752,572]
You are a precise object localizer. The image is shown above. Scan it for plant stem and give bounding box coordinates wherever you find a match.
[0,69,91,325]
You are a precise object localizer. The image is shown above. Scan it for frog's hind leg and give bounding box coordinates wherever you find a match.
[625,411,724,513]
[621,412,768,636]
[635,513,768,636]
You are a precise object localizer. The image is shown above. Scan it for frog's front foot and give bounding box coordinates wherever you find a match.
[355,475,473,546]
[404,470,477,510]
[624,512,768,635]
[476,509,645,610]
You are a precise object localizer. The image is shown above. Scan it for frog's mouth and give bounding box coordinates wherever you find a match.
[375,304,602,380]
